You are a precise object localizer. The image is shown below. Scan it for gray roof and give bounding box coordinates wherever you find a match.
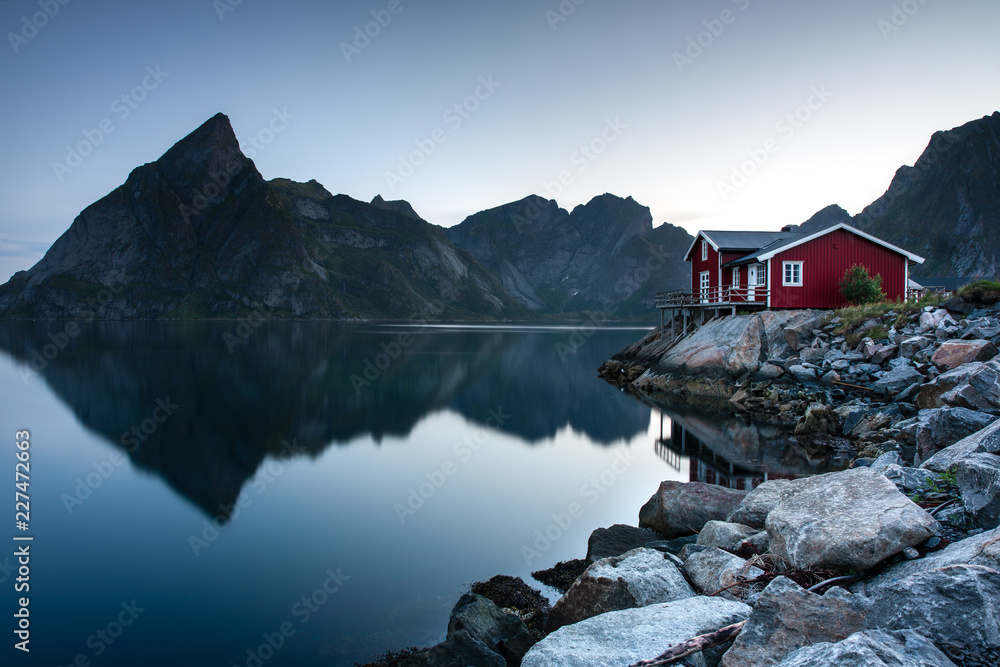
[722,232,808,267]
[702,230,789,252]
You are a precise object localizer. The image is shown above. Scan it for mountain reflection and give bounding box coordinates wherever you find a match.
[0,321,650,516]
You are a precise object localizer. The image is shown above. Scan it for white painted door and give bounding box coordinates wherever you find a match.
[747,265,757,301]
[700,272,710,303]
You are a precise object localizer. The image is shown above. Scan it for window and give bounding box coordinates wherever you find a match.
[783,261,803,286]
[732,267,740,286]
[752,263,766,285]
[701,240,708,261]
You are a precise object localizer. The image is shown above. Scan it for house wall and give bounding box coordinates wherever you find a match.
[690,236,720,294]
[769,228,908,308]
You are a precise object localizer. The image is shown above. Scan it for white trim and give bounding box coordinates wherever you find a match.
[701,240,708,261]
[766,260,772,308]
[904,257,909,298]
[782,260,804,287]
[699,271,710,304]
[684,231,720,262]
[754,223,925,264]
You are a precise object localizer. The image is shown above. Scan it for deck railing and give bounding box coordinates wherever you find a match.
[906,286,950,301]
[655,285,771,308]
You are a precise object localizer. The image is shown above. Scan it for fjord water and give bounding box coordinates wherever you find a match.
[0,322,822,666]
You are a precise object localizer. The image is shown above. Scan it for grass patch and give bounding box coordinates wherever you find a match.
[957,280,1000,305]
[833,293,946,345]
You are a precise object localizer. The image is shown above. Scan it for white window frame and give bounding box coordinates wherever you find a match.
[732,267,740,286]
[782,261,803,287]
[752,263,766,286]
[701,240,708,261]
[699,271,710,303]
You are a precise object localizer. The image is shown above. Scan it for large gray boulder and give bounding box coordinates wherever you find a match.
[685,548,764,599]
[956,452,1000,529]
[445,593,535,667]
[521,596,751,667]
[639,481,747,538]
[766,467,938,570]
[726,479,794,529]
[940,359,1000,410]
[905,407,998,465]
[870,364,923,398]
[931,339,998,369]
[697,521,760,551]
[916,362,984,409]
[402,629,507,667]
[585,524,660,563]
[855,527,1000,596]
[774,629,958,667]
[720,577,867,667]
[922,418,1000,472]
[547,548,695,632]
[864,564,1000,648]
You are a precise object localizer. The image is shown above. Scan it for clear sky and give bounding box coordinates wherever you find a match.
[1,0,998,282]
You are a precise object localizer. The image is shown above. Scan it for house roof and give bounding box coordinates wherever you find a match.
[711,223,925,268]
[683,230,790,261]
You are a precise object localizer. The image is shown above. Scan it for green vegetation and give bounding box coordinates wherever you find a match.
[957,279,1000,305]
[832,292,946,347]
[839,265,884,305]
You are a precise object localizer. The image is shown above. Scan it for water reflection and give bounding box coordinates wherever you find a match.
[0,321,651,517]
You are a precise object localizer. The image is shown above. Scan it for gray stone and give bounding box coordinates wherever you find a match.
[879,464,941,493]
[446,593,535,667]
[794,402,839,435]
[521,596,751,667]
[922,417,1000,472]
[585,524,660,563]
[870,365,923,397]
[640,481,747,538]
[956,452,1000,529]
[939,359,1000,411]
[766,467,938,570]
[696,521,760,551]
[871,344,899,365]
[932,339,999,369]
[864,564,1000,649]
[679,543,709,561]
[547,548,695,632]
[643,534,698,556]
[685,548,764,598]
[774,629,958,667]
[909,407,998,465]
[757,362,785,379]
[719,577,867,667]
[789,365,818,383]
[919,308,952,331]
[900,335,934,358]
[869,451,903,473]
[915,361,984,409]
[726,479,794,529]
[401,629,507,667]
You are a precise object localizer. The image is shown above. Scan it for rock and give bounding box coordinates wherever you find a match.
[909,407,999,465]
[956,452,1000,529]
[939,359,1000,410]
[863,564,1000,649]
[932,339,999,369]
[521,596,751,667]
[774,629,958,667]
[679,543,709,560]
[869,451,903,473]
[820,370,841,385]
[402,629,507,667]
[870,365,923,398]
[900,335,934,358]
[919,308,951,331]
[726,479,794,529]
[643,534,698,556]
[871,344,899,365]
[922,417,1000,472]
[585,524,660,563]
[788,365,818,384]
[879,464,941,493]
[784,314,829,352]
[915,362,984,409]
[944,296,975,316]
[639,481,747,538]
[547,548,695,632]
[446,593,535,667]
[684,548,764,598]
[756,362,785,380]
[719,577,867,667]
[696,521,760,551]
[794,402,839,435]
[765,467,938,571]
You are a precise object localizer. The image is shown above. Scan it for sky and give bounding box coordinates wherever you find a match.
[1,0,998,283]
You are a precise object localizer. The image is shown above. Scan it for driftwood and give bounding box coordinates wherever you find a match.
[626,621,747,667]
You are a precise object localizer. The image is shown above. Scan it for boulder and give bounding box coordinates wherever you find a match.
[932,339,999,369]
[697,521,760,551]
[585,524,660,563]
[719,577,867,667]
[907,407,998,465]
[868,451,903,472]
[403,629,507,667]
[766,467,938,571]
[788,365,818,384]
[547,548,695,632]
[726,479,794,529]
[879,464,941,493]
[794,403,839,435]
[943,296,975,316]
[870,344,899,365]
[915,361,984,409]
[863,564,1000,648]
[685,548,764,598]
[919,308,951,331]
[921,418,1000,472]
[939,359,1000,410]
[445,593,535,667]
[899,335,933,358]
[639,481,747,538]
[956,452,1000,529]
[521,596,751,667]
[870,365,923,398]
[774,629,958,667]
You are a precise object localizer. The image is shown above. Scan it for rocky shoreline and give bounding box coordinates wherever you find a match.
[364,295,1000,667]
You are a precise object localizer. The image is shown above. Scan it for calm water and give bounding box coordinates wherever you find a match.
[0,322,834,666]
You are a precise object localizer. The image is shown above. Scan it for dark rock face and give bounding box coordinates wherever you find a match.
[639,481,747,539]
[585,524,660,563]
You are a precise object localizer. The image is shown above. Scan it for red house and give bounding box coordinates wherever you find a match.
[680,223,924,310]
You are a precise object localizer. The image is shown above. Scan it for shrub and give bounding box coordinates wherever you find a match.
[840,265,884,305]
[957,279,1000,305]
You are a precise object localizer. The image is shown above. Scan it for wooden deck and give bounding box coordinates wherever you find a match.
[654,286,770,342]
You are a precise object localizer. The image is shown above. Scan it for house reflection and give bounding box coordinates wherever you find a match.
[653,409,839,490]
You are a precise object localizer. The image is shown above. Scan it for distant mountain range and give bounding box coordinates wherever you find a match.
[0,111,997,319]
[0,113,690,320]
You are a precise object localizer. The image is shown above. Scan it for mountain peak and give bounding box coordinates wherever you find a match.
[156,113,249,193]
[370,195,422,220]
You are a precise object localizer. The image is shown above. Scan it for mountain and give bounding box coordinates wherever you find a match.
[0,113,691,320]
[445,194,692,315]
[792,112,1000,281]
